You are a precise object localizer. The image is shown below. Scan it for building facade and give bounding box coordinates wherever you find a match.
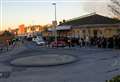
[57,13,120,39]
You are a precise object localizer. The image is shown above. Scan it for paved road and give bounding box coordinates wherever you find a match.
[0,42,120,82]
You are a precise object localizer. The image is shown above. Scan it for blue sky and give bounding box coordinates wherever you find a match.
[0,0,111,30]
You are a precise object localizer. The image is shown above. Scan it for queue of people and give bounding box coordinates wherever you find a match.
[88,35,120,49]
[46,34,120,49]
[67,35,120,49]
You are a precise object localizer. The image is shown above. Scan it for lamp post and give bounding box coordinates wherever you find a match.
[0,0,3,31]
[52,3,57,43]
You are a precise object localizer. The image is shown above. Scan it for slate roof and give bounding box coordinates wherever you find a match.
[59,13,120,26]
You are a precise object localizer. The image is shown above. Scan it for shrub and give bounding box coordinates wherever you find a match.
[106,75,120,82]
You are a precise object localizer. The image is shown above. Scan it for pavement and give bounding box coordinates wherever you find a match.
[0,42,120,82]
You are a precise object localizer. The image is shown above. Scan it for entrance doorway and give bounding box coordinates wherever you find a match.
[93,30,98,37]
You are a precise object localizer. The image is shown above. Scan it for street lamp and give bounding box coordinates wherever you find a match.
[52,3,57,43]
[0,0,3,31]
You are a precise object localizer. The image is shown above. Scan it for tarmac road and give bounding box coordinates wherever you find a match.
[0,42,120,82]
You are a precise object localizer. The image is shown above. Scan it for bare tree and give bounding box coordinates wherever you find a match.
[108,0,120,17]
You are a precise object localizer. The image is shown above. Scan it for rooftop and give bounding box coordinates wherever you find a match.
[59,13,120,26]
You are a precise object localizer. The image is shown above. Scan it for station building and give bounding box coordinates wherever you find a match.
[56,13,120,38]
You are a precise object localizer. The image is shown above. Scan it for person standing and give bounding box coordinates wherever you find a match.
[68,39,71,48]
[79,38,82,47]
[85,36,89,47]
[118,35,120,49]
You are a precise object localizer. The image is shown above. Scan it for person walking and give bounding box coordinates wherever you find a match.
[12,38,16,48]
[6,40,10,51]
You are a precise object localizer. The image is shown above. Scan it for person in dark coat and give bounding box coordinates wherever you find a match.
[118,35,120,49]
[101,37,107,48]
[108,37,114,48]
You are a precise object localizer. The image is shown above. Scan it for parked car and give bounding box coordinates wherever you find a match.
[32,38,37,42]
[32,36,43,42]
[35,39,45,46]
[32,36,45,46]
[50,40,66,47]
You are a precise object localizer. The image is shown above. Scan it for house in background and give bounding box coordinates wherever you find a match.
[26,25,43,33]
[17,25,43,37]
[18,24,25,35]
[57,13,120,39]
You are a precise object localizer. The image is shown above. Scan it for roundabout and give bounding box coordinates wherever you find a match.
[10,54,77,67]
